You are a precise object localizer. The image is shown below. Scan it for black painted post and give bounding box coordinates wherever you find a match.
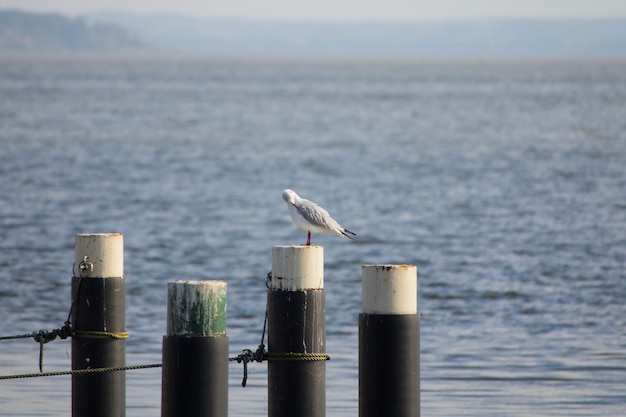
[161,280,228,417]
[359,264,420,417]
[72,233,126,417]
[268,245,326,417]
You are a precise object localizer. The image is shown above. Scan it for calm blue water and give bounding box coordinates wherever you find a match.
[0,54,625,416]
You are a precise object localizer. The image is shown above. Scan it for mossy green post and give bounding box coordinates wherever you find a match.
[162,280,228,417]
[167,280,227,337]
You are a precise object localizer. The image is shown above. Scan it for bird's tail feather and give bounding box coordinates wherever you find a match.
[342,229,356,239]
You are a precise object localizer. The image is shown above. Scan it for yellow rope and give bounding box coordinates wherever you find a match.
[0,364,162,381]
[266,352,331,362]
[73,330,129,340]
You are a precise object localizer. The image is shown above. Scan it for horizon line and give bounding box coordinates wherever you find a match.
[3,8,626,23]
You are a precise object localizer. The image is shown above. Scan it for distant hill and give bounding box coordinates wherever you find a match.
[0,9,145,51]
[2,9,626,56]
[85,12,626,56]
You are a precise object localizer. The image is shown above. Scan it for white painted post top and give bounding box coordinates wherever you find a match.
[74,233,123,278]
[271,245,324,290]
[362,264,417,314]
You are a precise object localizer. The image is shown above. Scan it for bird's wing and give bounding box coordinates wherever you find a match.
[298,199,341,231]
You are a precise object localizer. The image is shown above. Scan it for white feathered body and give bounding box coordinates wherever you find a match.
[282,189,355,240]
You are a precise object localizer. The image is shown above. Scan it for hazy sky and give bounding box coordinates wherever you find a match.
[1,0,626,20]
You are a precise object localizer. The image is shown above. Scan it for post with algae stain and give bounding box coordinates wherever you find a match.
[268,245,326,417]
[161,280,228,417]
[359,264,420,417]
[72,233,126,417]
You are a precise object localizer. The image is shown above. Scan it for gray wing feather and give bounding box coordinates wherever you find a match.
[298,199,356,240]
[298,199,339,230]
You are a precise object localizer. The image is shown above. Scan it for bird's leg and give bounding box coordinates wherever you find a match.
[306,231,311,246]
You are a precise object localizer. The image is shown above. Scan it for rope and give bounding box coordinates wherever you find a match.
[229,347,331,387]
[31,323,74,372]
[74,331,130,340]
[0,364,162,381]
[0,334,32,341]
[267,352,331,362]
[229,300,269,387]
[229,272,331,387]
[0,274,130,373]
[3,270,330,386]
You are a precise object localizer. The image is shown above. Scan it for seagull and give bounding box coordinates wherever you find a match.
[282,189,356,246]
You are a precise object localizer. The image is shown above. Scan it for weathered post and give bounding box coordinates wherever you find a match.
[72,233,126,417]
[268,245,326,417]
[161,280,228,417]
[359,264,420,417]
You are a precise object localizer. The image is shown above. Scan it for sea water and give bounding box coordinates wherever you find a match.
[0,54,625,416]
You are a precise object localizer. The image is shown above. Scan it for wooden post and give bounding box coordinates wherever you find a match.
[359,265,420,417]
[72,233,126,417]
[268,245,326,417]
[161,280,228,417]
